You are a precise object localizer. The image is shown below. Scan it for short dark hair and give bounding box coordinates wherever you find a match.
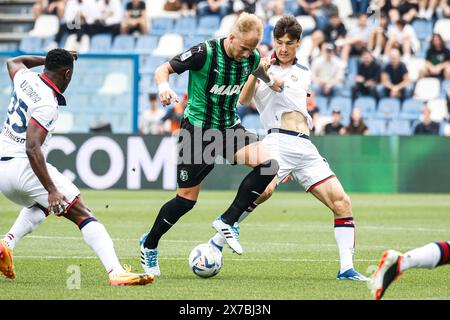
[45,48,74,71]
[273,16,302,41]
[149,93,158,101]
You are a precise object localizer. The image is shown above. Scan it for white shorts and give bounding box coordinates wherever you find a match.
[0,157,80,211]
[262,131,335,191]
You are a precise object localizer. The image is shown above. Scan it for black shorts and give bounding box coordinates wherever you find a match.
[177,118,259,188]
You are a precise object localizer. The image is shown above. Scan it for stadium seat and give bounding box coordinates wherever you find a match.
[434,19,450,42]
[376,98,401,119]
[111,35,136,53]
[152,34,184,58]
[406,57,426,82]
[400,98,424,120]
[353,96,377,118]
[365,119,387,135]
[427,99,449,122]
[414,77,441,101]
[328,97,352,118]
[135,35,159,54]
[184,35,208,50]
[173,16,197,36]
[150,17,175,36]
[215,14,238,38]
[197,15,221,37]
[89,34,113,53]
[19,37,42,53]
[315,96,328,114]
[140,55,167,74]
[412,19,433,41]
[387,119,412,136]
[98,72,129,95]
[296,16,316,36]
[29,14,60,38]
[441,79,450,97]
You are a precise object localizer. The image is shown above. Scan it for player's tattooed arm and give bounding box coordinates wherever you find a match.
[6,55,46,80]
[26,120,69,215]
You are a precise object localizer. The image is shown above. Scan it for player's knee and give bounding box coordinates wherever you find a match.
[332,193,352,216]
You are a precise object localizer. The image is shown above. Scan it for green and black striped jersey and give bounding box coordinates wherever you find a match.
[169,38,260,130]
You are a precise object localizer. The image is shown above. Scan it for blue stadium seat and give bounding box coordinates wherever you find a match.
[140,56,167,74]
[19,37,42,53]
[315,96,328,114]
[135,35,159,54]
[151,17,174,36]
[111,35,136,53]
[184,35,208,50]
[173,16,197,36]
[328,97,352,118]
[347,57,358,78]
[376,98,401,119]
[365,119,386,135]
[197,15,221,36]
[387,119,412,135]
[400,98,424,120]
[412,19,433,42]
[441,79,450,97]
[353,96,377,118]
[90,34,112,53]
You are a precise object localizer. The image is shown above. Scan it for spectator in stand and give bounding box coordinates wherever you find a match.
[352,49,381,101]
[197,0,231,17]
[368,12,390,58]
[52,0,97,49]
[233,0,257,14]
[311,42,344,97]
[387,0,419,24]
[89,0,122,36]
[139,93,167,135]
[414,105,440,135]
[323,107,345,135]
[340,13,372,68]
[33,0,66,19]
[420,33,450,80]
[418,0,439,19]
[120,0,148,35]
[296,0,322,16]
[351,0,370,15]
[437,0,450,18]
[343,107,369,135]
[306,92,320,135]
[181,0,199,15]
[160,93,188,135]
[314,0,339,30]
[384,18,420,60]
[379,48,412,100]
[311,13,347,56]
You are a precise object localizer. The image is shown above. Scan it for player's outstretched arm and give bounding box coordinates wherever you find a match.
[6,55,46,80]
[26,120,69,215]
[155,62,178,106]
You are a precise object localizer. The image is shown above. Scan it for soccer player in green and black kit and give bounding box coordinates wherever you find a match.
[139,12,284,276]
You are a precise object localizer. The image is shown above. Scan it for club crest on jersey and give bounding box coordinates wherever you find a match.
[291,75,298,82]
[209,84,244,96]
[180,170,189,182]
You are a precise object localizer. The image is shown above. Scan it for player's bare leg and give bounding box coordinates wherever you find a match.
[63,196,153,285]
[309,177,368,280]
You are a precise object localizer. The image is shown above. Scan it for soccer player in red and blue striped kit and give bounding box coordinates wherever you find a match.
[370,241,450,300]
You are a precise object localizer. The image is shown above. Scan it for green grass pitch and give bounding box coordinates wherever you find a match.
[1,190,449,300]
